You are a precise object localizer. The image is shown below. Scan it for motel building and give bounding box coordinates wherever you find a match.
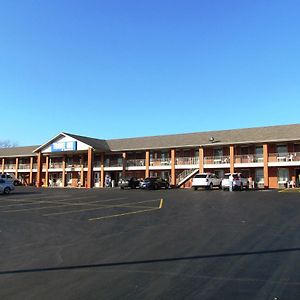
[1,123,300,189]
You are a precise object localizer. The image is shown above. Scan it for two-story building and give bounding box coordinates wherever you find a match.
[1,123,300,189]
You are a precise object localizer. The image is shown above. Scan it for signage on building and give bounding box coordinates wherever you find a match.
[51,141,77,152]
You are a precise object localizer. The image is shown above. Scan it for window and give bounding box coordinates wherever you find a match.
[255,146,263,155]
[214,149,223,157]
[277,145,288,155]
[255,169,264,183]
[278,168,289,183]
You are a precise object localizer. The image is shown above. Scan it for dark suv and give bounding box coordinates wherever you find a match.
[140,177,170,190]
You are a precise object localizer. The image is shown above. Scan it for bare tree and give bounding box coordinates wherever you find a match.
[0,140,18,148]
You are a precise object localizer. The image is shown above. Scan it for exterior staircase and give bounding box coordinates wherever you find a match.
[176,168,199,187]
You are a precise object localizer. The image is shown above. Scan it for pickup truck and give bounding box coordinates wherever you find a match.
[221,173,249,190]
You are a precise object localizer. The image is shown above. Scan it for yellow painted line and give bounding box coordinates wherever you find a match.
[159,198,164,209]
[88,207,160,221]
[43,198,161,216]
[0,197,128,213]
[89,198,164,222]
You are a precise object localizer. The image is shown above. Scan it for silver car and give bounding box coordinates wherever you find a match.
[0,179,15,194]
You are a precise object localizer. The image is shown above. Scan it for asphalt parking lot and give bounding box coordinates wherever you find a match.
[0,187,300,300]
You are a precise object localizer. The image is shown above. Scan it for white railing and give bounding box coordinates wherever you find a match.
[269,152,300,162]
[18,163,30,169]
[204,156,230,164]
[150,158,172,166]
[176,169,198,184]
[4,164,16,169]
[104,160,123,167]
[49,162,63,169]
[127,159,145,167]
[176,157,199,165]
[234,154,263,163]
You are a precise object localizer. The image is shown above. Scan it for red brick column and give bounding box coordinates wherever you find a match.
[87,148,94,188]
[263,144,269,188]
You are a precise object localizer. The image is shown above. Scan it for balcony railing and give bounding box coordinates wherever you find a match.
[176,157,199,165]
[18,163,30,169]
[49,162,63,169]
[4,164,16,169]
[150,158,171,166]
[234,154,263,163]
[268,152,300,162]
[127,159,145,167]
[104,160,123,167]
[204,156,230,164]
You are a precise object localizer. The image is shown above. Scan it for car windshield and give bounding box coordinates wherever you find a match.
[195,174,207,178]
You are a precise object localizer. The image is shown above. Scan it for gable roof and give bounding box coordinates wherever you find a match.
[106,123,300,151]
[63,133,110,152]
[1,123,300,157]
[0,146,39,158]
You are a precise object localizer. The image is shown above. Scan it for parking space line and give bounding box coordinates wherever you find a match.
[43,198,161,217]
[88,207,160,221]
[0,197,128,213]
[89,198,164,221]
[0,197,127,209]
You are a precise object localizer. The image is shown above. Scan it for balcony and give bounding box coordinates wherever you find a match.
[150,158,171,166]
[268,152,300,167]
[127,159,145,167]
[4,164,16,170]
[234,154,263,164]
[18,163,30,169]
[269,152,300,162]
[49,162,63,169]
[104,160,123,167]
[176,157,199,165]
[204,156,230,165]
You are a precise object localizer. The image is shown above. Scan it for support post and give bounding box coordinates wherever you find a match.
[45,156,49,187]
[122,152,126,178]
[1,158,4,174]
[230,145,234,173]
[62,156,66,187]
[87,148,93,188]
[29,157,33,185]
[145,150,150,178]
[171,149,176,186]
[199,147,204,173]
[263,143,269,189]
[36,152,43,187]
[100,152,104,188]
[15,157,19,179]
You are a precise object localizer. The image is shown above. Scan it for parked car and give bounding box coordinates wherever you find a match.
[192,173,222,190]
[140,177,170,190]
[0,173,22,186]
[221,173,249,190]
[0,179,15,194]
[118,177,140,189]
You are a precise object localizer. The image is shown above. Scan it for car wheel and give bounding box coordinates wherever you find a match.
[154,184,158,190]
[193,186,198,191]
[209,183,213,190]
[3,187,10,195]
[240,183,243,191]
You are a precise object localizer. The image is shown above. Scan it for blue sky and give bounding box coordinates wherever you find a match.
[1,0,300,146]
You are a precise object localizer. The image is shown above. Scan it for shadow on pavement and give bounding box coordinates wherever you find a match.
[1,247,299,275]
